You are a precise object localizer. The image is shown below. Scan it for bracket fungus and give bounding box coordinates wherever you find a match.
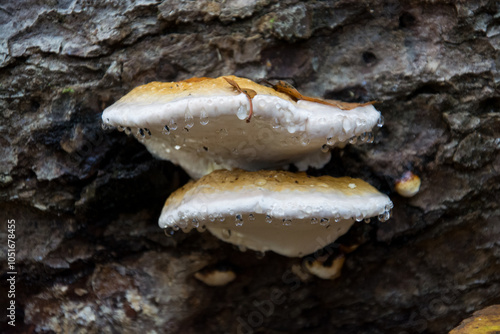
[102,76,383,179]
[159,169,393,257]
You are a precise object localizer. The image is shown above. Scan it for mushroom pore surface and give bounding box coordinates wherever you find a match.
[102,76,383,178]
[160,169,393,257]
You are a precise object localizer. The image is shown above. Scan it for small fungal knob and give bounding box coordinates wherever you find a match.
[395,171,421,197]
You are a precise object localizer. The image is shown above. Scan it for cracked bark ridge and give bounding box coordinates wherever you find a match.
[1,1,499,333]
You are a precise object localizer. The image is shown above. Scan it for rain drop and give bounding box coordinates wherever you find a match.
[300,133,310,146]
[208,214,215,222]
[310,217,318,224]
[320,218,330,226]
[117,125,125,132]
[248,213,255,221]
[236,105,248,120]
[200,110,209,125]
[349,136,358,144]
[271,117,280,129]
[164,227,175,237]
[377,115,384,127]
[185,112,194,129]
[265,215,273,223]
[162,125,170,135]
[174,145,181,150]
[327,137,335,146]
[169,119,178,131]
[282,218,292,226]
[235,214,244,226]
[124,127,132,135]
[192,218,199,228]
[366,132,374,143]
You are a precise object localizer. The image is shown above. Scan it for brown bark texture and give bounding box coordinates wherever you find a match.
[0,0,499,333]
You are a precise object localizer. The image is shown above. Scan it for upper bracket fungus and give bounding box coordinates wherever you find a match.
[159,169,393,257]
[102,76,383,179]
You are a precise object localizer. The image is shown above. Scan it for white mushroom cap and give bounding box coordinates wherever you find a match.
[159,169,393,257]
[102,76,383,179]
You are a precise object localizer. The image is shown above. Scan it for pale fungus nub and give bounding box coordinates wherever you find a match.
[159,169,393,257]
[395,171,421,198]
[102,76,383,179]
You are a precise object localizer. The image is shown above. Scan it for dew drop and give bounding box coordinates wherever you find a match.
[218,214,225,222]
[185,112,194,129]
[200,108,209,125]
[282,218,292,226]
[248,213,255,221]
[208,214,215,222]
[124,127,132,135]
[377,115,385,127]
[169,119,178,131]
[117,125,125,132]
[327,137,335,146]
[174,145,181,150]
[164,227,175,237]
[222,229,231,239]
[366,132,374,143]
[334,214,341,223]
[355,215,363,222]
[359,132,367,143]
[321,144,330,153]
[265,215,273,223]
[192,218,199,228]
[162,125,170,135]
[300,133,310,146]
[320,218,330,226]
[271,117,280,129]
[349,136,358,144]
[235,214,243,226]
[236,105,248,120]
[310,217,318,224]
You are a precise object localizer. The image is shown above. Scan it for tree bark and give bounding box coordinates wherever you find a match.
[1,0,499,333]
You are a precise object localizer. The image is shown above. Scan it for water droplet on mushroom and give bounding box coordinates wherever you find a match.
[222,229,231,239]
[349,136,358,144]
[235,214,243,226]
[185,112,194,129]
[320,218,330,226]
[248,213,255,221]
[283,218,292,226]
[200,109,209,125]
[162,125,170,135]
[117,125,125,132]
[124,127,132,135]
[192,218,199,228]
[300,133,310,146]
[355,215,363,222]
[366,132,374,143]
[321,144,330,153]
[271,117,280,129]
[310,217,318,224]
[218,214,225,222]
[377,115,384,127]
[236,105,248,120]
[359,132,367,143]
[169,119,178,131]
[208,214,215,222]
[164,227,175,237]
[266,215,273,223]
[327,137,335,146]
[174,145,181,150]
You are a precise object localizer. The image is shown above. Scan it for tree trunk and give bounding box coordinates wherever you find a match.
[1,1,499,333]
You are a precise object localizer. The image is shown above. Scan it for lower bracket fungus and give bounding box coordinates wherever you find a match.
[159,169,393,257]
[102,76,383,179]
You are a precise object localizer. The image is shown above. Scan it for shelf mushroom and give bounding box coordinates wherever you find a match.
[102,76,383,179]
[159,169,393,257]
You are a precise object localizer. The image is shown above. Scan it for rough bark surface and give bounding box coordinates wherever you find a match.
[1,0,499,333]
